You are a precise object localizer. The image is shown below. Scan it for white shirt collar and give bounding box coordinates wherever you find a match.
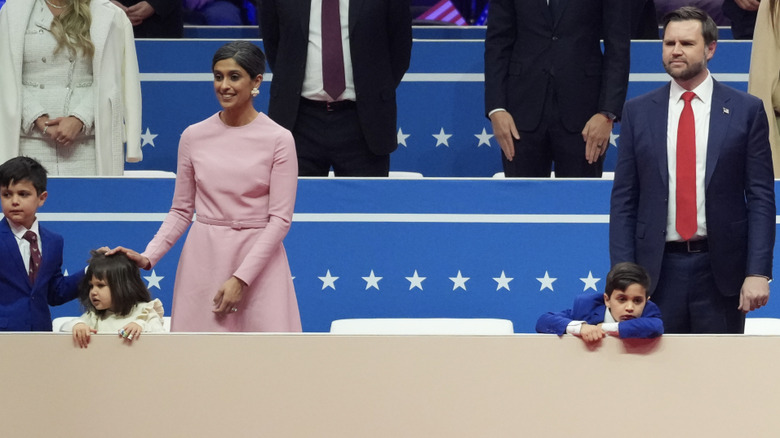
[604,305,617,324]
[9,218,40,241]
[669,70,714,106]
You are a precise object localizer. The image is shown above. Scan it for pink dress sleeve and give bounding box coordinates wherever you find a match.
[232,128,298,285]
[141,128,196,267]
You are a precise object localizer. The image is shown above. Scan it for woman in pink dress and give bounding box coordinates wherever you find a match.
[112,41,300,332]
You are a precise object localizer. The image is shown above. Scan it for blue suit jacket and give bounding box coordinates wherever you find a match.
[536,293,663,338]
[0,218,83,330]
[610,80,776,296]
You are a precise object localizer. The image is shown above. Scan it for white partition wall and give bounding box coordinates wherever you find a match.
[2,333,779,437]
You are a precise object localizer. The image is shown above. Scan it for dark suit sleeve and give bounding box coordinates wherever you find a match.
[617,301,664,338]
[745,102,776,278]
[609,99,640,265]
[386,0,412,87]
[599,0,631,118]
[144,0,177,18]
[483,0,515,116]
[259,0,279,70]
[536,307,576,335]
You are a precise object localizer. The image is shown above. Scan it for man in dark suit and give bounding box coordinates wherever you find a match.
[260,0,412,176]
[113,0,183,38]
[610,7,775,333]
[484,0,630,177]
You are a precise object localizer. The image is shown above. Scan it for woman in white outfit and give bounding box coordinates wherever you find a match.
[0,0,142,176]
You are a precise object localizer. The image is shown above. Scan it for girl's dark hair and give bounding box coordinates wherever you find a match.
[79,250,151,317]
[212,41,266,79]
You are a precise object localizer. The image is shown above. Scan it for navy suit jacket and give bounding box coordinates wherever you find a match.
[260,0,412,155]
[0,218,83,330]
[536,293,663,338]
[610,80,776,296]
[484,0,630,131]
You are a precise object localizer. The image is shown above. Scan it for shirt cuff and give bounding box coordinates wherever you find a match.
[602,322,619,335]
[566,321,585,335]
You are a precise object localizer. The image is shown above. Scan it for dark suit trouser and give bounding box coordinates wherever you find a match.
[722,0,757,39]
[651,250,744,334]
[293,101,390,177]
[502,83,604,178]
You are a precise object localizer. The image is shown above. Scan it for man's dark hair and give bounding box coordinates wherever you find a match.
[662,6,719,46]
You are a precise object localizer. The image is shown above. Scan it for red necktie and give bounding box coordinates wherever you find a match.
[322,0,345,100]
[676,91,697,241]
[23,231,41,283]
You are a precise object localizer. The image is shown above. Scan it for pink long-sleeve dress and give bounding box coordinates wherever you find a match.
[142,112,301,332]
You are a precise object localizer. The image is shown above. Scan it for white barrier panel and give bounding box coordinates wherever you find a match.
[1,333,778,437]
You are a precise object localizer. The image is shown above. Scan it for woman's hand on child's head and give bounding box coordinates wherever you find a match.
[119,322,143,343]
[212,276,246,315]
[578,323,606,344]
[105,246,151,270]
[72,323,96,349]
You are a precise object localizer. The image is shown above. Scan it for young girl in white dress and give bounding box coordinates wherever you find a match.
[65,250,164,348]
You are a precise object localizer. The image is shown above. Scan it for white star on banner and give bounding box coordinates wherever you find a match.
[580,271,601,291]
[433,128,452,147]
[140,127,158,147]
[362,270,383,290]
[397,128,410,147]
[537,271,557,291]
[475,127,493,147]
[318,270,339,290]
[144,270,164,290]
[449,270,470,291]
[64,269,69,276]
[609,131,619,147]
[493,271,513,291]
[405,270,426,291]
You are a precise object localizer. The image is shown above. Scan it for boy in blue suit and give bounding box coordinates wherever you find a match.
[0,157,83,330]
[536,262,663,343]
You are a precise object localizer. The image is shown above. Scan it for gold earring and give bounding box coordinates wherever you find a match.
[251,87,259,97]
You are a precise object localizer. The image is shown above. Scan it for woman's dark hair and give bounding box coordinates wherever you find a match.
[79,250,151,317]
[212,41,266,78]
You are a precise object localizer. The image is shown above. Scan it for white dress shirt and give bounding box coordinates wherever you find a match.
[303,0,356,102]
[9,219,42,275]
[665,73,713,241]
[565,308,619,336]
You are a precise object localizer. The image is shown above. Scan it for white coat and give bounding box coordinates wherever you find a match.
[0,0,142,175]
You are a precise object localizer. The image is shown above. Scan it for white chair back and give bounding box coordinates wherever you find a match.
[744,318,780,335]
[329,318,514,335]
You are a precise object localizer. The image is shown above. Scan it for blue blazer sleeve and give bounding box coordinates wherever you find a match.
[536,294,606,335]
[39,227,83,307]
[535,307,576,335]
[617,300,664,339]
